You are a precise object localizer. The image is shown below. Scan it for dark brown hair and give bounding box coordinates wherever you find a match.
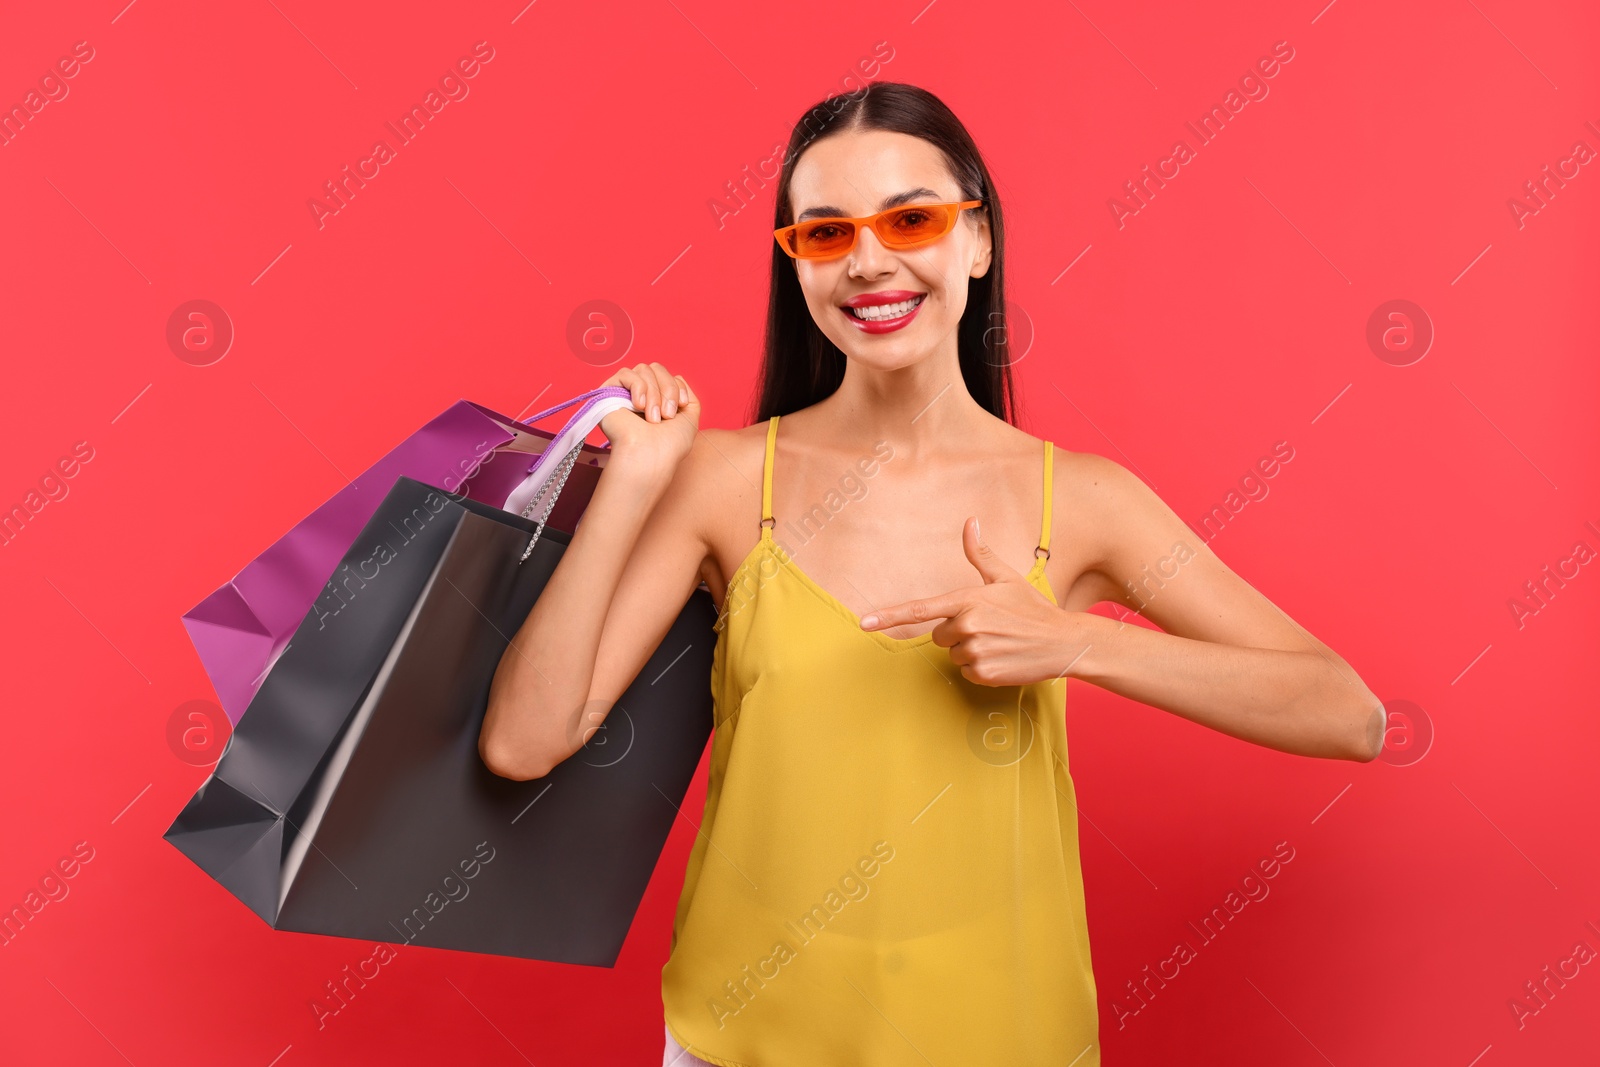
[751,81,1019,425]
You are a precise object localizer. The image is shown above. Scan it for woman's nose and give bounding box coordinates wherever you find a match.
[847,224,896,277]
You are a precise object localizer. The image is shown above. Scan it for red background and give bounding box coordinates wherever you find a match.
[2,0,1597,1063]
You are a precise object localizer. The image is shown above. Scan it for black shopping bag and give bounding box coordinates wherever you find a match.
[163,475,715,965]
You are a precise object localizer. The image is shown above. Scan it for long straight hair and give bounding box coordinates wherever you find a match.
[751,81,1019,426]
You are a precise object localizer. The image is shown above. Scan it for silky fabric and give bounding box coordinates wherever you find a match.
[661,416,1099,1067]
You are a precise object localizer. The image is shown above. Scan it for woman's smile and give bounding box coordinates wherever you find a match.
[840,290,928,333]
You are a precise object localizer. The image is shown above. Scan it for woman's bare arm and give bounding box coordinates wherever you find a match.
[478,367,711,780]
[1062,452,1384,761]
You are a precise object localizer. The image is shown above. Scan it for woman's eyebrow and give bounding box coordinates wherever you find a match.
[796,187,943,222]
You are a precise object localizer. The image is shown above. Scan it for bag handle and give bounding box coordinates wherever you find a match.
[516,385,633,431]
[504,386,636,561]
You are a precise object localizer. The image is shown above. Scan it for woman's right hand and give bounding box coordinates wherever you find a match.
[597,363,699,477]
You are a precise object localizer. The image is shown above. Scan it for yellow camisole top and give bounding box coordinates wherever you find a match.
[662,415,1099,1066]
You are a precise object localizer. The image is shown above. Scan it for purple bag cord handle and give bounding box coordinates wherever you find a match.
[517,385,632,438]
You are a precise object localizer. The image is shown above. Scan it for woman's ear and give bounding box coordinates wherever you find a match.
[969,210,993,279]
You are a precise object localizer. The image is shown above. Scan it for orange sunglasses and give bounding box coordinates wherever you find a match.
[774,199,984,260]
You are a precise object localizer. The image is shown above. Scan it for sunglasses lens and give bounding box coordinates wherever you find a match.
[879,204,955,246]
[791,220,857,258]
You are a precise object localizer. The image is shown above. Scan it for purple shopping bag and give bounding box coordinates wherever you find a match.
[183,388,631,724]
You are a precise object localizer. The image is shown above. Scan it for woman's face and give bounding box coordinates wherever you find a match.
[787,128,992,372]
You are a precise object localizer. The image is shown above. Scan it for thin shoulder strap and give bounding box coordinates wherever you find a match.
[1037,440,1053,559]
[761,416,779,530]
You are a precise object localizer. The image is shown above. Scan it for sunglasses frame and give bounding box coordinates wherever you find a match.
[773,199,985,260]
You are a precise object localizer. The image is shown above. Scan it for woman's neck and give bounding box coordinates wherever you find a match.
[805,348,999,456]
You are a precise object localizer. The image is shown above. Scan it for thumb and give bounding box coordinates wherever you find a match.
[964,516,1023,584]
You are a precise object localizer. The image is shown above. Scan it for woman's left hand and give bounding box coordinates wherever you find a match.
[859,517,1088,686]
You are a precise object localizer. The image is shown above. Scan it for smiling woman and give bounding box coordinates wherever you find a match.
[664,83,1111,1066]
[477,79,1383,1067]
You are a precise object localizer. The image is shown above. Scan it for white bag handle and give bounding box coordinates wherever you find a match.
[502,387,636,561]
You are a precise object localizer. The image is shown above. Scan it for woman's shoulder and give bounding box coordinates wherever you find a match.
[692,421,772,471]
[998,427,1120,497]
[676,423,780,590]
[678,421,772,516]
[1041,438,1181,575]
[1045,440,1123,488]
[1046,443,1153,514]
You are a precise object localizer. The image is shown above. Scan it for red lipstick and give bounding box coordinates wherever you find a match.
[840,290,928,335]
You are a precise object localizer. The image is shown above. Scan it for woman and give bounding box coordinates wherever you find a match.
[480,81,1382,1067]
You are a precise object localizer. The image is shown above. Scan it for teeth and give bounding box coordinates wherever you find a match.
[847,295,924,321]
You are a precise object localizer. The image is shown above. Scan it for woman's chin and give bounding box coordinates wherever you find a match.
[840,345,932,372]
[832,326,952,370]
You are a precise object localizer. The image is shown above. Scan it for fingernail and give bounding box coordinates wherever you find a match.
[664,398,676,416]
[974,518,981,541]
[650,404,660,421]
[860,614,878,628]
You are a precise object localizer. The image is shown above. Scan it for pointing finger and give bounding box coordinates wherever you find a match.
[860,589,972,632]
